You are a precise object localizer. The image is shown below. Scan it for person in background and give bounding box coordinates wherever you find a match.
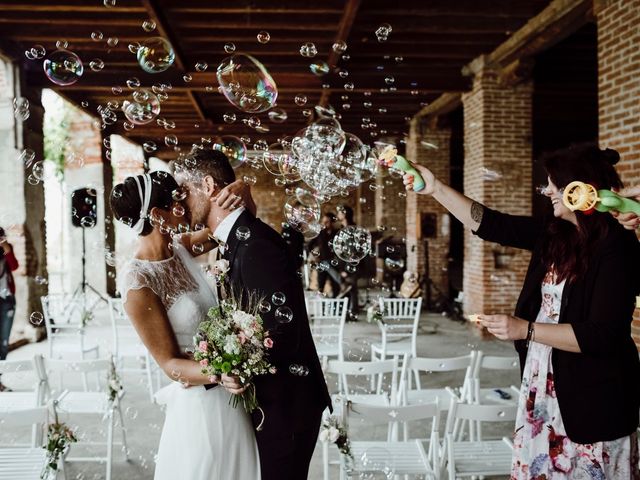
[611,184,640,230]
[337,205,360,317]
[0,227,19,392]
[281,222,305,271]
[401,143,640,478]
[307,212,341,297]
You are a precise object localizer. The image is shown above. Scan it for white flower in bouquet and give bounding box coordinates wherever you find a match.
[223,334,241,355]
[328,427,340,443]
[232,310,255,329]
[212,258,229,276]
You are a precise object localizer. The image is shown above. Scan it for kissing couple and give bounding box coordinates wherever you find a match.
[110,146,332,480]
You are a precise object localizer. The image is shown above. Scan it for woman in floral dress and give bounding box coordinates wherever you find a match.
[400,143,640,479]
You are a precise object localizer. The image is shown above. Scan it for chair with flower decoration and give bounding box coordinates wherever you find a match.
[34,355,128,480]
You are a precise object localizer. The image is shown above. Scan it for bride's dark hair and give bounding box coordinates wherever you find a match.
[110,171,179,236]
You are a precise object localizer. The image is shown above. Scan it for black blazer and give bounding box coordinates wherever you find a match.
[222,211,332,447]
[475,206,640,444]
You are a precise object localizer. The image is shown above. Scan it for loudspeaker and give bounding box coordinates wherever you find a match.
[71,188,97,228]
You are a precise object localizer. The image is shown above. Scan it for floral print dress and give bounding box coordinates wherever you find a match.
[511,271,639,479]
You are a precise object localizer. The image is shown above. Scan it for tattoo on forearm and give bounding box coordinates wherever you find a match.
[471,202,484,224]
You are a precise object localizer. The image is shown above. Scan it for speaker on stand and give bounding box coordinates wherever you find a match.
[70,188,108,318]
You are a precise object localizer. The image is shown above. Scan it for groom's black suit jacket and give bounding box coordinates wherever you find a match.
[222,211,332,450]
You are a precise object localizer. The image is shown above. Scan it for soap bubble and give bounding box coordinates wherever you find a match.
[294,94,307,106]
[43,49,84,86]
[259,301,271,313]
[164,134,178,147]
[216,54,278,113]
[299,42,317,58]
[332,41,347,53]
[272,292,286,306]
[223,112,236,123]
[29,312,44,326]
[142,19,156,32]
[275,306,293,324]
[332,226,372,264]
[195,62,208,72]
[172,205,185,217]
[91,31,103,41]
[256,31,270,43]
[122,89,161,125]
[283,197,321,232]
[235,226,251,241]
[89,58,104,72]
[310,61,329,76]
[384,257,404,272]
[19,149,36,167]
[13,97,30,121]
[143,141,157,153]
[224,43,236,53]
[268,108,287,123]
[137,37,175,73]
[375,23,392,42]
[106,37,119,48]
[212,136,246,169]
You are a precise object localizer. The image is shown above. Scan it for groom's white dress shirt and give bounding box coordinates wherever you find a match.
[213,206,245,255]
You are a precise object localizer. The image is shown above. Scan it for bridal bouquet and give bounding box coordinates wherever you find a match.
[193,294,275,423]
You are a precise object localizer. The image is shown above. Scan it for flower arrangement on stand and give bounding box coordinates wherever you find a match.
[319,415,353,463]
[193,291,276,429]
[107,356,123,405]
[41,401,77,480]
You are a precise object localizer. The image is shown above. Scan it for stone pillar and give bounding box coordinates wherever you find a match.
[462,56,533,316]
[0,59,48,341]
[405,119,451,295]
[595,0,640,347]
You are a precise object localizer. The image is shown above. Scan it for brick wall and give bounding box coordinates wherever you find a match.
[405,120,451,294]
[596,0,640,347]
[374,170,407,238]
[462,58,533,316]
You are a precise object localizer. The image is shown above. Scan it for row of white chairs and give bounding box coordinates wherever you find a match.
[320,352,520,480]
[339,397,516,480]
[0,355,129,480]
[39,294,162,402]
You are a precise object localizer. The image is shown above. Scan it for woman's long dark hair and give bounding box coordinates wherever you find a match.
[541,143,623,282]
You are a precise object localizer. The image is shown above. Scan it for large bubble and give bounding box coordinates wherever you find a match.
[213,136,247,169]
[137,37,175,73]
[283,197,321,233]
[122,88,161,125]
[216,53,278,113]
[332,226,372,264]
[43,49,84,86]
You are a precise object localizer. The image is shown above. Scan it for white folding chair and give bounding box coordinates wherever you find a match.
[370,297,422,389]
[0,358,45,446]
[470,352,520,408]
[399,352,476,410]
[40,294,100,360]
[340,399,441,480]
[441,401,516,479]
[307,297,349,361]
[35,355,129,480]
[322,359,400,480]
[108,297,160,402]
[0,406,52,480]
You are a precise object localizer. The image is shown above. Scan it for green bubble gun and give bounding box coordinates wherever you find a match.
[562,181,640,215]
[378,145,426,192]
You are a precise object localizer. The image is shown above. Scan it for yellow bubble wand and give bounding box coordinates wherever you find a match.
[562,181,640,216]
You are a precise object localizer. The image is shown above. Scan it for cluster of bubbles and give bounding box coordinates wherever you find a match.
[122,88,161,125]
[216,53,278,113]
[43,49,84,86]
[332,226,372,264]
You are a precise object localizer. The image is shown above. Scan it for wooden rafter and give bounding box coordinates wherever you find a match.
[318,0,362,107]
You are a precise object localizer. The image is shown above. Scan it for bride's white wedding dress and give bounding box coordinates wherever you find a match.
[119,241,260,480]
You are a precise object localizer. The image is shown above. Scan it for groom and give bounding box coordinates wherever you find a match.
[173,147,332,480]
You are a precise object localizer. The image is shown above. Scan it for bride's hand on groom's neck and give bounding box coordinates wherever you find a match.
[215,179,257,216]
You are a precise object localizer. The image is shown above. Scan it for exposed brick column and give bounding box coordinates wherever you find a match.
[374,174,407,239]
[595,0,640,347]
[0,59,47,341]
[462,56,533,316]
[405,119,451,295]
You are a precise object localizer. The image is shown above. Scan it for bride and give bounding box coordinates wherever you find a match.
[110,171,260,480]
